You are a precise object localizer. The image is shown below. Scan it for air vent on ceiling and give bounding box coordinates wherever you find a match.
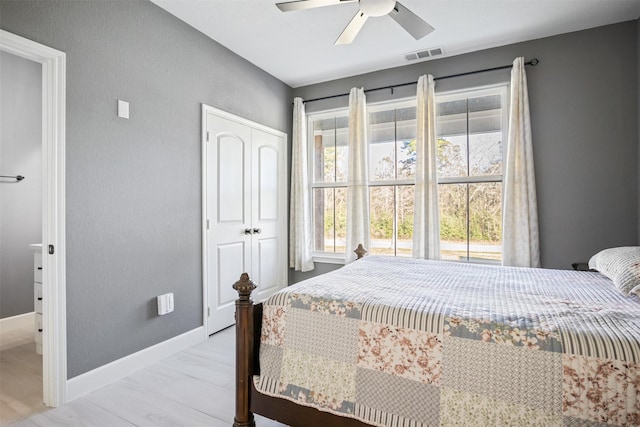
[405,47,444,62]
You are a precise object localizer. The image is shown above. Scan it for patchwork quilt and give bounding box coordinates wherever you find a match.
[255,256,640,426]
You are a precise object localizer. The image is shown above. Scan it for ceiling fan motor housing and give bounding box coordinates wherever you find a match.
[275,0,432,45]
[360,0,396,17]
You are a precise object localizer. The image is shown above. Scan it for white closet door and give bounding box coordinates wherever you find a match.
[251,128,285,302]
[205,113,252,335]
[203,106,287,336]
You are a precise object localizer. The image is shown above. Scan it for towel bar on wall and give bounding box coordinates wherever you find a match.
[0,175,25,181]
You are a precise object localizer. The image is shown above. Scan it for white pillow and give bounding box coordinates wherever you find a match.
[589,246,640,296]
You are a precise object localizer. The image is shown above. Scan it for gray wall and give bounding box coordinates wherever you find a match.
[291,262,342,285]
[293,20,639,274]
[0,52,42,319]
[0,0,292,378]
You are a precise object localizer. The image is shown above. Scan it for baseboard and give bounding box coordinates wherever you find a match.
[0,312,35,332]
[66,326,205,402]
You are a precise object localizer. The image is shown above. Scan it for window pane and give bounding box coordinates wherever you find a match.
[468,94,501,114]
[469,182,502,262]
[437,136,467,178]
[334,187,347,253]
[313,188,332,252]
[439,183,468,261]
[396,185,414,257]
[312,116,348,183]
[469,94,503,177]
[370,186,395,255]
[335,146,348,182]
[370,109,396,181]
[437,99,467,136]
[469,131,502,176]
[335,118,348,181]
[313,187,347,253]
[370,109,396,127]
[312,117,335,183]
[397,107,416,180]
[370,140,395,180]
[437,92,468,178]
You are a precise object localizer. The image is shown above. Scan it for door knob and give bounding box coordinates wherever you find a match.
[244,228,253,235]
[253,228,262,234]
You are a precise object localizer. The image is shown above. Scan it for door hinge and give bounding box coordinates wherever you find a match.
[48,244,54,255]
[207,307,211,317]
[206,219,210,230]
[206,131,210,142]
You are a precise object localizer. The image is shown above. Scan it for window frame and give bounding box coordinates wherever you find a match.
[307,84,509,264]
[307,107,350,264]
[366,98,419,258]
[435,84,509,264]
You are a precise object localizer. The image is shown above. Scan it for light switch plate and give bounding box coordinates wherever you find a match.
[118,100,129,119]
[157,292,174,315]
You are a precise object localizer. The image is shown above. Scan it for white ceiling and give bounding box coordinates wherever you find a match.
[151,0,640,88]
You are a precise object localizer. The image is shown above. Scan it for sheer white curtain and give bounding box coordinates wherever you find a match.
[503,57,540,267]
[289,97,314,272]
[413,74,440,259]
[346,87,370,263]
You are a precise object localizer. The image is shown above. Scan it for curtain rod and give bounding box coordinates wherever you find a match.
[301,58,539,104]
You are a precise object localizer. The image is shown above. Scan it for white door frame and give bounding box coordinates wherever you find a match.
[201,104,288,336]
[0,30,67,407]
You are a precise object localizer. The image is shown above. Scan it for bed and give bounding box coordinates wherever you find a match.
[232,246,640,427]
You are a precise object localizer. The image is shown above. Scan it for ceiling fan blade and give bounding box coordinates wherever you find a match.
[276,0,356,12]
[388,2,434,40]
[335,11,369,45]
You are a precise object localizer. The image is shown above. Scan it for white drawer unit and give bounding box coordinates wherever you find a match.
[35,313,43,352]
[34,281,43,313]
[32,247,43,355]
[34,252,43,283]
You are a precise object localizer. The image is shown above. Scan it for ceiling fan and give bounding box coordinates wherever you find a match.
[276,0,435,45]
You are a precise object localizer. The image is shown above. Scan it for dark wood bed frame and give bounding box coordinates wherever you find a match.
[232,244,371,427]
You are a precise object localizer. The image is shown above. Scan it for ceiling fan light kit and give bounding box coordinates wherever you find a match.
[359,0,395,17]
[275,0,435,45]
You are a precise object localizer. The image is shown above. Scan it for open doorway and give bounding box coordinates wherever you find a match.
[0,30,66,413]
[0,49,44,423]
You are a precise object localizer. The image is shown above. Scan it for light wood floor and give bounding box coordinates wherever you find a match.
[0,315,43,427]
[1,323,287,427]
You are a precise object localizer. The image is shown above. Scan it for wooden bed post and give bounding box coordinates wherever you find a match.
[233,273,257,427]
[231,245,366,427]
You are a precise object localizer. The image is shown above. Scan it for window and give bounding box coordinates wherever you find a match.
[436,86,508,263]
[367,102,417,257]
[308,85,508,263]
[309,112,349,255]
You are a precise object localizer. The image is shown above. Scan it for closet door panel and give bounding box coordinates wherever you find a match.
[254,237,279,298]
[257,145,278,221]
[217,136,246,223]
[216,242,247,307]
[205,113,252,335]
[251,129,286,302]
